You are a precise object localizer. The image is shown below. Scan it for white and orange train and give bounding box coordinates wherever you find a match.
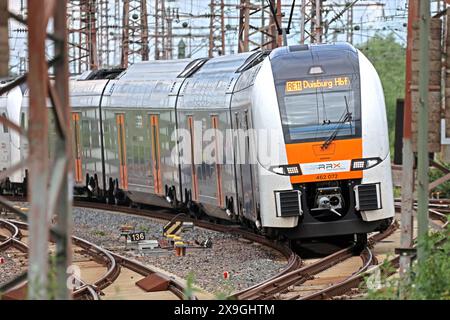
[5,43,395,244]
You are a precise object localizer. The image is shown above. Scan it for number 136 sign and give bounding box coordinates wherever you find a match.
[128,232,145,242]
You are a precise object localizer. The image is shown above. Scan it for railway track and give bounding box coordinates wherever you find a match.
[291,207,447,301]
[74,200,302,282]
[1,197,301,300]
[2,196,447,300]
[0,219,22,251]
[232,221,397,300]
[0,219,193,300]
[233,201,448,301]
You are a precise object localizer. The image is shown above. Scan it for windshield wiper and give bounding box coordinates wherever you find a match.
[321,108,352,150]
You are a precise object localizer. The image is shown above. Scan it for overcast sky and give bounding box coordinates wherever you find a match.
[7,0,411,75]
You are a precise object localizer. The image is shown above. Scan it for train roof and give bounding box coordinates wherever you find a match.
[192,52,254,76]
[269,42,360,80]
[119,59,193,80]
[98,52,265,110]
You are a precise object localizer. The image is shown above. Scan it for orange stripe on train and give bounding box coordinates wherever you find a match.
[286,138,363,183]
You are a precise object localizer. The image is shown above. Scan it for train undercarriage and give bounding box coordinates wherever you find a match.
[0,172,391,255]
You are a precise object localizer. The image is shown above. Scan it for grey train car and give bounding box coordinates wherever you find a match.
[19,43,395,242]
[0,84,25,186]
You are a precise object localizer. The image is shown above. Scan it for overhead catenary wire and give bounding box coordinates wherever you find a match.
[6,0,411,75]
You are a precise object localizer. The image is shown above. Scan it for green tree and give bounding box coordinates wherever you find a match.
[358,34,406,154]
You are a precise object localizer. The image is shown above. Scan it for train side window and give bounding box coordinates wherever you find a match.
[2,113,8,133]
[136,115,143,128]
[20,112,26,129]
[81,120,90,147]
[91,119,100,148]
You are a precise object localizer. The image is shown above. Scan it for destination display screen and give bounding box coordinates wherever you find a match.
[285,76,351,94]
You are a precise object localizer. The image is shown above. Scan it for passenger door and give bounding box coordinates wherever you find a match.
[150,114,163,195]
[72,113,83,183]
[211,115,224,207]
[115,114,128,190]
[235,111,256,221]
[187,115,199,201]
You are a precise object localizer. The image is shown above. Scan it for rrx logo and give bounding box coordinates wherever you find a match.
[317,163,341,171]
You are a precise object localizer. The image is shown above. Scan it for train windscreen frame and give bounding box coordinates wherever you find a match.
[276,73,362,143]
[270,44,363,144]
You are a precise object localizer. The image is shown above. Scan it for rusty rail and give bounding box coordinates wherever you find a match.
[0,219,22,251]
[297,209,448,300]
[299,246,376,300]
[74,200,301,293]
[3,220,192,300]
[1,220,99,300]
[72,281,100,300]
[233,220,398,300]
[72,236,121,292]
[10,196,441,301]
[0,220,29,298]
[109,251,191,300]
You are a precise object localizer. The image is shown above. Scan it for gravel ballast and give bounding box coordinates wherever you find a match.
[1,205,287,295]
[0,249,27,287]
[73,207,286,294]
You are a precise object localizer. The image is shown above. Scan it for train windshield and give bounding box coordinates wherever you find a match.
[278,74,361,143]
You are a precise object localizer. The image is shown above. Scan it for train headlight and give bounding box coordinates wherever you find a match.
[286,166,300,175]
[351,158,382,170]
[365,159,381,169]
[352,160,365,170]
[269,164,301,176]
[270,166,285,175]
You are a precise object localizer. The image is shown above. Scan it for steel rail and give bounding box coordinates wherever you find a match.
[109,250,193,300]
[1,220,101,300]
[74,200,301,285]
[72,280,100,300]
[0,222,29,298]
[233,220,397,300]
[298,246,376,300]
[6,196,422,301]
[3,196,302,298]
[4,220,194,300]
[72,236,122,291]
[297,209,448,300]
[0,219,21,251]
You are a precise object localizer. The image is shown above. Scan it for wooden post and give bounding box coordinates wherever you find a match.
[0,0,8,78]
[400,0,418,281]
[52,0,73,300]
[27,0,50,299]
[25,0,72,300]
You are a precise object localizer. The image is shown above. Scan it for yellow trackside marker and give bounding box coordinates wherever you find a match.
[174,241,186,256]
[163,220,183,236]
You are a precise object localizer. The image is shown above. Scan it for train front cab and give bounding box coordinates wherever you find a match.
[253,44,394,240]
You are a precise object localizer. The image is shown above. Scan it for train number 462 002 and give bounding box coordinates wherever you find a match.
[315,173,338,180]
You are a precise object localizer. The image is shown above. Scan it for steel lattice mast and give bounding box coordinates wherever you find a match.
[0,0,73,300]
